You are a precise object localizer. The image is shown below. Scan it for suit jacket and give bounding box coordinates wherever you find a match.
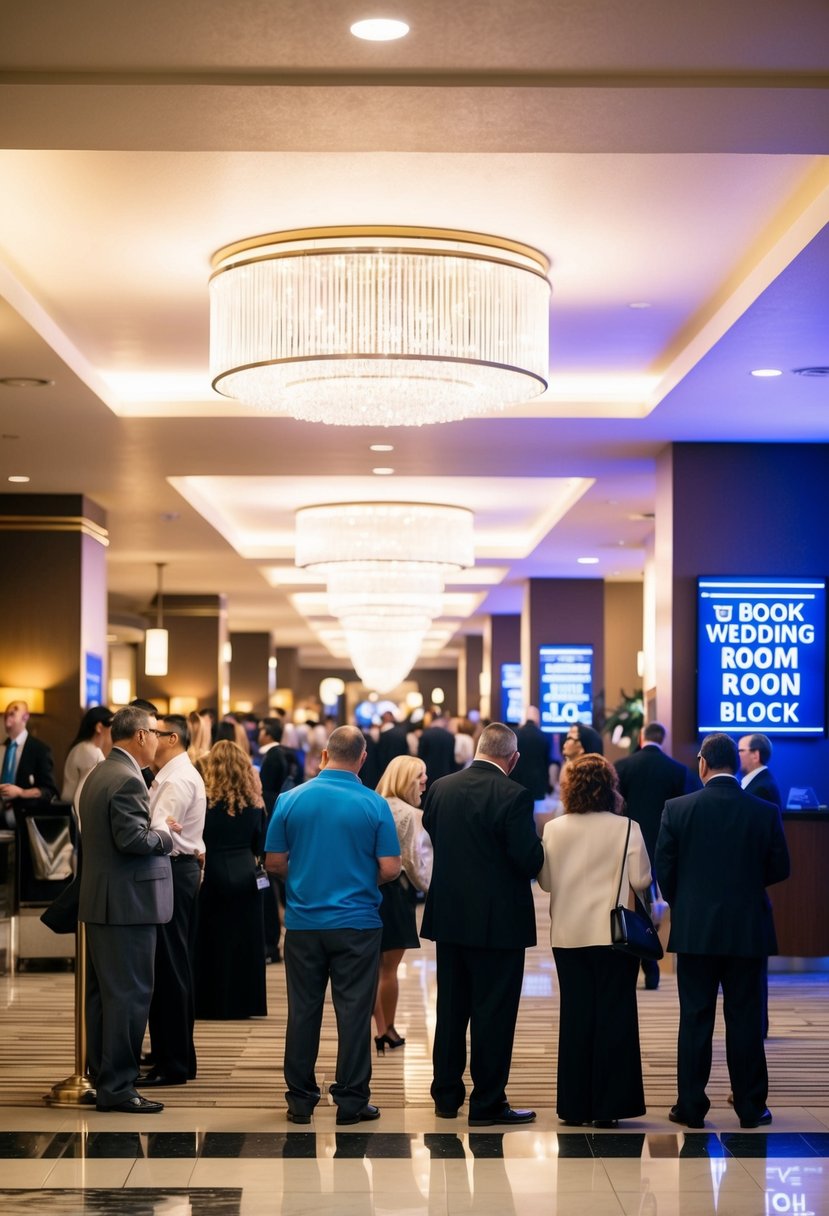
[376,724,410,774]
[260,745,290,813]
[77,748,174,926]
[744,767,783,811]
[421,759,543,949]
[4,734,59,809]
[615,744,694,861]
[510,722,552,801]
[418,725,458,786]
[655,775,790,957]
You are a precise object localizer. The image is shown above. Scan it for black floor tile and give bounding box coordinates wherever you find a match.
[719,1132,817,1158]
[554,1133,595,1158]
[0,1132,68,1159]
[675,1133,731,1158]
[200,1131,286,1157]
[144,1131,201,1157]
[588,1132,647,1157]
[57,1131,145,1158]
[801,1132,829,1155]
[0,1191,242,1215]
[423,1132,466,1158]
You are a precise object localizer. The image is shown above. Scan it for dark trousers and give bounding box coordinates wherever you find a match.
[85,922,156,1106]
[148,856,200,1080]
[431,942,525,1120]
[283,927,382,1118]
[676,953,768,1123]
[553,946,645,1122]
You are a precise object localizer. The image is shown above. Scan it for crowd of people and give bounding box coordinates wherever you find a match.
[2,696,790,1130]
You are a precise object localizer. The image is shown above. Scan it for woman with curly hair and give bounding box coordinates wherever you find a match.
[195,741,267,1019]
[373,754,431,1052]
[538,752,651,1127]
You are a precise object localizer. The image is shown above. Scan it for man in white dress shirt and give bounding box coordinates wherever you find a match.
[138,714,206,1087]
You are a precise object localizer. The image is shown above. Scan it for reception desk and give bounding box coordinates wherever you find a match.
[772,812,829,958]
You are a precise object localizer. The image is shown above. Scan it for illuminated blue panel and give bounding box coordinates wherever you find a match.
[539,645,593,734]
[697,577,826,735]
[500,663,524,724]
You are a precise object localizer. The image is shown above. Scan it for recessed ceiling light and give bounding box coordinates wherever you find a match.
[372,467,395,475]
[8,475,30,483]
[577,556,599,565]
[0,377,53,389]
[350,18,410,41]
[750,368,783,378]
[628,301,651,310]
[370,443,394,452]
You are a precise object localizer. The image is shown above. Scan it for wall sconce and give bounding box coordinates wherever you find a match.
[110,678,132,706]
[319,677,345,706]
[145,562,169,677]
[0,686,45,714]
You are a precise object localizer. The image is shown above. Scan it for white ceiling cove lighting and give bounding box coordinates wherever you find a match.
[295,501,474,689]
[350,18,410,41]
[209,227,550,426]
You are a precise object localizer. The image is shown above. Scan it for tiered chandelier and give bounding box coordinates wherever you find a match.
[295,502,475,690]
[209,226,550,426]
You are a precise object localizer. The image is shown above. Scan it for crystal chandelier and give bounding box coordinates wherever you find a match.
[295,502,475,690]
[209,227,550,426]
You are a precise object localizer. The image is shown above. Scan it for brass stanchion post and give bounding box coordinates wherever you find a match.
[44,922,95,1105]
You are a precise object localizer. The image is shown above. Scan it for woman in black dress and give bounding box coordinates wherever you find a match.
[373,754,432,1052]
[195,741,268,1019]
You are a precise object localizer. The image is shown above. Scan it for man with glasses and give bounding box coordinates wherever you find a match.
[139,714,206,1089]
[78,705,174,1113]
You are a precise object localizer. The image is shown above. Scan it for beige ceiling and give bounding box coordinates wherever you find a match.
[1,0,828,671]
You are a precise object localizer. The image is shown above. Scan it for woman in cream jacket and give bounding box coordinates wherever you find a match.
[538,752,652,1127]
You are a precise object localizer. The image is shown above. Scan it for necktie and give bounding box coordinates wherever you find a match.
[1,740,18,784]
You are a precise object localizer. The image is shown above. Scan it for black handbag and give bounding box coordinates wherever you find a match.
[609,819,664,962]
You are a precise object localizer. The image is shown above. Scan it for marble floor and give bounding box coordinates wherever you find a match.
[2,887,828,1214]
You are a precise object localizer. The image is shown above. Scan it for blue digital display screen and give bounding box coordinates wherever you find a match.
[500,663,524,724]
[539,645,593,733]
[697,577,826,735]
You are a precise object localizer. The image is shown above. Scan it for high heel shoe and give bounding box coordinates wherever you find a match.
[374,1035,386,1056]
[384,1027,406,1049]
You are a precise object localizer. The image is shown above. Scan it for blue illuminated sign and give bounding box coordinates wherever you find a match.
[500,663,524,724]
[697,577,826,735]
[539,645,593,733]
[85,653,103,708]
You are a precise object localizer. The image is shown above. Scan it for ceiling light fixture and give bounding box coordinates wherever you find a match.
[750,368,783,378]
[370,444,394,452]
[350,18,410,41]
[577,556,600,565]
[7,475,30,483]
[209,227,550,426]
[0,377,53,389]
[144,562,169,677]
[372,467,395,475]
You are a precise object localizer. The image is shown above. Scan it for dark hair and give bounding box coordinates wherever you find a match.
[745,733,772,764]
[69,705,113,748]
[158,714,190,750]
[643,722,666,744]
[215,721,236,744]
[700,732,738,773]
[111,705,151,743]
[129,698,158,715]
[576,723,604,755]
[259,717,284,743]
[561,753,622,815]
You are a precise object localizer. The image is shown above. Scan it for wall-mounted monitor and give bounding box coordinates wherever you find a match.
[697,576,826,736]
[500,663,524,725]
[539,645,593,733]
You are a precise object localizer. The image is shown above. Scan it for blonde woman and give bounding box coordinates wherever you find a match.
[195,741,267,1019]
[373,754,432,1052]
[187,711,212,765]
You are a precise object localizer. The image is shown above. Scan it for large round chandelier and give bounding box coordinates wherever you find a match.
[295,501,475,691]
[210,227,550,426]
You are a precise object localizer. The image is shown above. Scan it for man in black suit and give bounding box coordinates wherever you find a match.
[738,734,782,809]
[78,705,175,1114]
[655,732,790,1130]
[421,722,543,1126]
[510,706,552,805]
[1,699,59,813]
[376,710,410,774]
[615,722,696,989]
[418,711,458,789]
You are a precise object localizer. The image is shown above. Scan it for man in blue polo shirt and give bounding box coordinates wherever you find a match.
[265,724,400,1125]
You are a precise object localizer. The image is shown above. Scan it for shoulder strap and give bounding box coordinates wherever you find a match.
[614,817,632,907]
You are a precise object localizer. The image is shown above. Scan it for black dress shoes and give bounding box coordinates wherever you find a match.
[96,1094,164,1114]
[434,1106,459,1118]
[286,1110,312,1124]
[668,1106,704,1129]
[337,1104,381,1126]
[740,1109,773,1129]
[137,1071,186,1087]
[469,1108,536,1127]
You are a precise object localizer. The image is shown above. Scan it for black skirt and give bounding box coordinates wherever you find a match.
[379,875,420,951]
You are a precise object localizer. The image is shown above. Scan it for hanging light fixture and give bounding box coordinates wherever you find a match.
[209,227,550,426]
[295,502,474,690]
[144,562,169,677]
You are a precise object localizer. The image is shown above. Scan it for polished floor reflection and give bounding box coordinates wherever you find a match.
[1,886,828,1212]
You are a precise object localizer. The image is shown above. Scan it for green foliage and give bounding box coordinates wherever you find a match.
[602,688,644,750]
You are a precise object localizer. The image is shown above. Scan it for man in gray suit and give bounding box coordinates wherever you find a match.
[78,705,175,1113]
